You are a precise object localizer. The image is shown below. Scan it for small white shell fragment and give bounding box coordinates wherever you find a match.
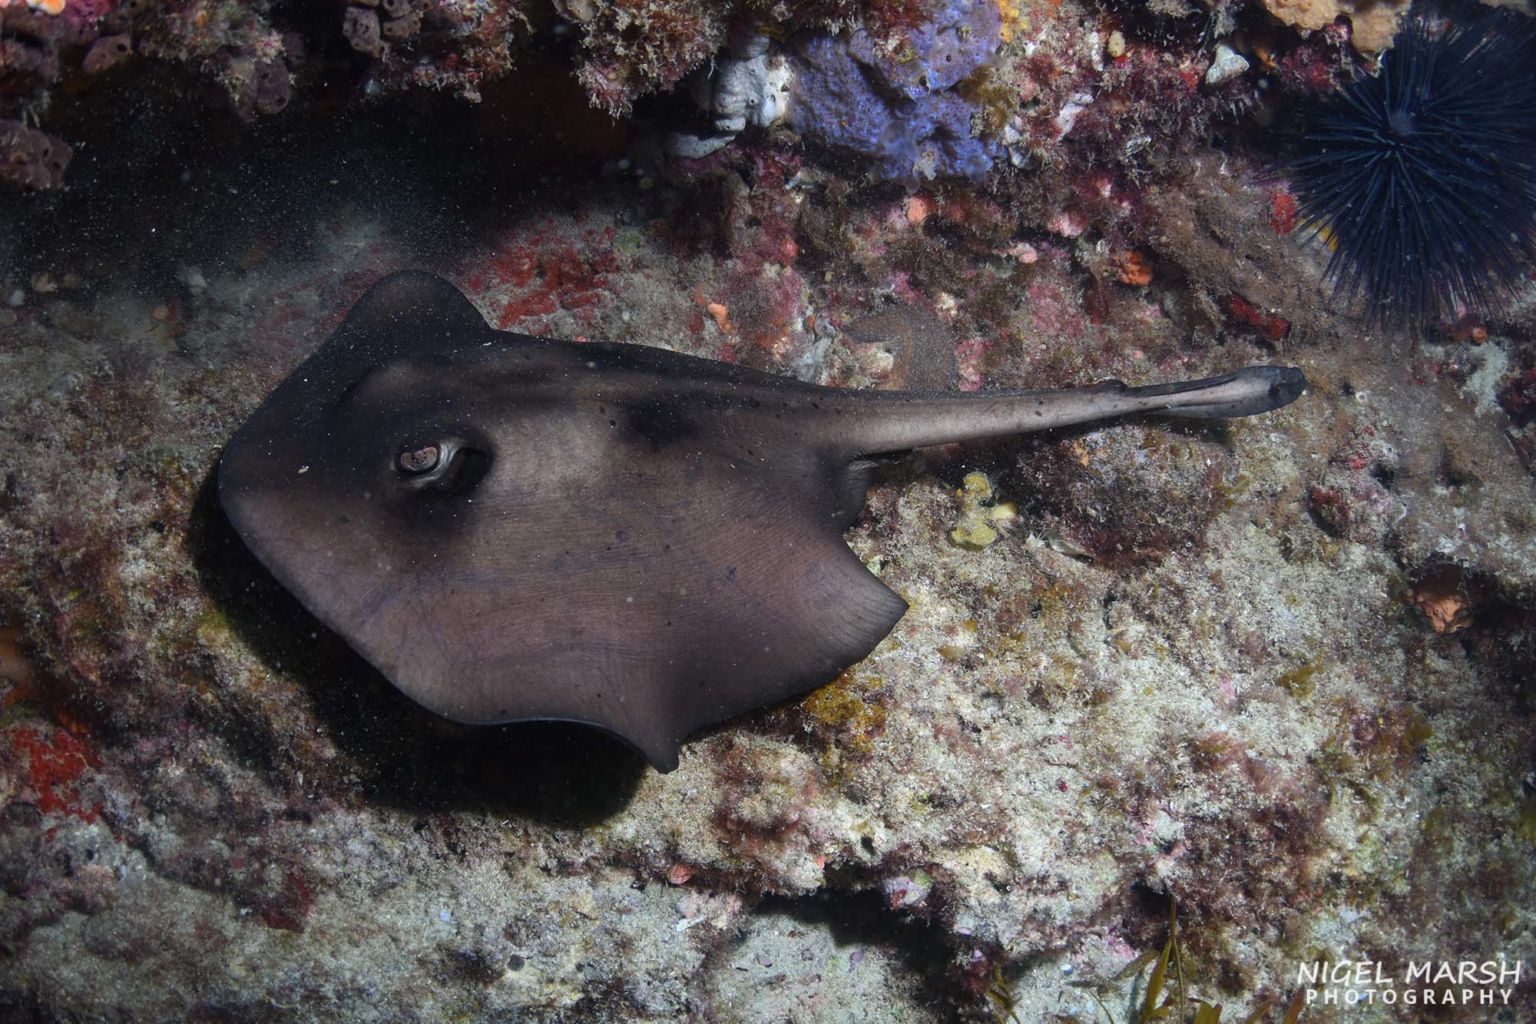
[1205,42,1249,86]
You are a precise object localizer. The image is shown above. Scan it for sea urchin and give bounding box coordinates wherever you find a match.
[1286,12,1536,330]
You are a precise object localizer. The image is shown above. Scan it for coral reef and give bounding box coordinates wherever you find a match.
[559,0,728,117]
[339,0,532,100]
[1,0,1535,1019]
[4,142,1535,1015]
[0,0,300,128]
[0,0,1360,199]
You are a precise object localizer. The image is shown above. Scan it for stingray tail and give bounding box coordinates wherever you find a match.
[1107,366,1308,419]
[834,365,1309,456]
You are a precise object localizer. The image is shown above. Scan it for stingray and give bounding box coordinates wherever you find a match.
[219,271,1306,771]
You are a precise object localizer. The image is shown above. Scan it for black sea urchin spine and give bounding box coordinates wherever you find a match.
[1287,11,1536,330]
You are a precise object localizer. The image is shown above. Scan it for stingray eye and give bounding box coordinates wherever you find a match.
[394,436,491,496]
[397,443,441,475]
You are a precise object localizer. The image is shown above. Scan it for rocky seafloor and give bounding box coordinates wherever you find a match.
[2,1,1535,1022]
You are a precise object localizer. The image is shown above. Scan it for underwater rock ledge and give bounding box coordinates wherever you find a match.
[1,1,1535,1021]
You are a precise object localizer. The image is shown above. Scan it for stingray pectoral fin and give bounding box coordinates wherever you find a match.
[325,540,908,773]
[643,536,910,771]
[822,364,1309,456]
[639,534,913,769]
[355,597,696,770]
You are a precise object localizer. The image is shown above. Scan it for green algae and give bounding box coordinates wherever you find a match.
[1275,661,1320,699]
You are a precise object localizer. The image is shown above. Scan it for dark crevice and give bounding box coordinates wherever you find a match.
[696,883,975,1020]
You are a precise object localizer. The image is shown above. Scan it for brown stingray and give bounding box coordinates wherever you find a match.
[219,271,1307,771]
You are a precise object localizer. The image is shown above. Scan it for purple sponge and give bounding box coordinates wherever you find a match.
[788,0,1002,181]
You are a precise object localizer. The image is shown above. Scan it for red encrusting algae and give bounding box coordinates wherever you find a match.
[9,724,103,823]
